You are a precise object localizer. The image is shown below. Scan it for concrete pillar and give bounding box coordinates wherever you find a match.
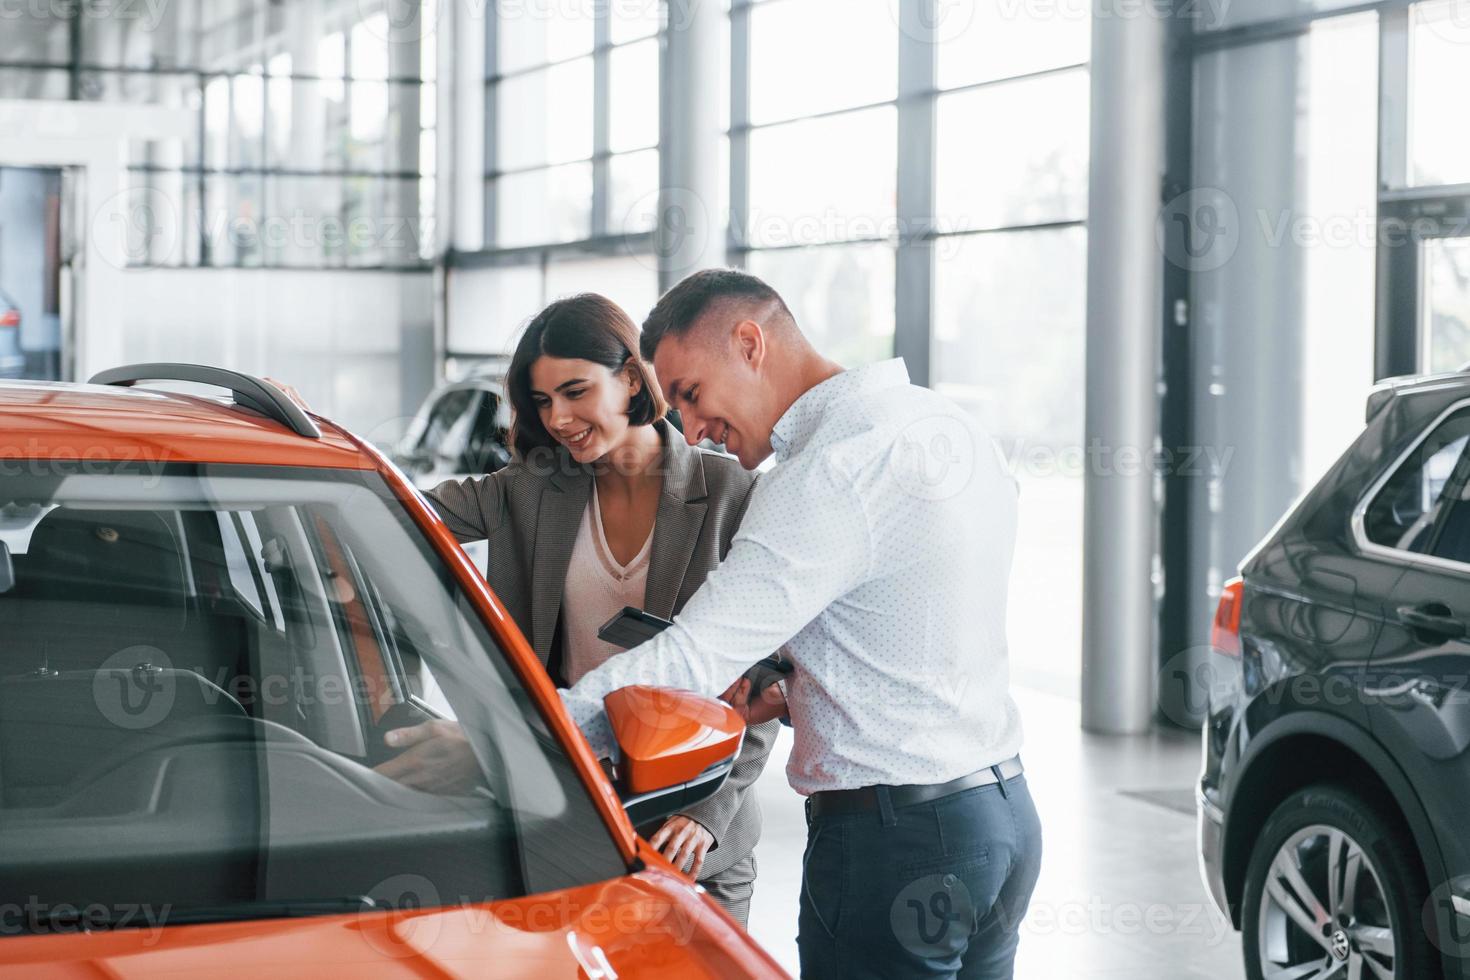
[1080,0,1168,734]
[658,0,724,291]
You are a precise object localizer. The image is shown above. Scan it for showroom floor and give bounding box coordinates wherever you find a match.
[743,686,1246,979]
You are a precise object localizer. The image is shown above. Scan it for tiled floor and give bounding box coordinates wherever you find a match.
[742,686,1246,979]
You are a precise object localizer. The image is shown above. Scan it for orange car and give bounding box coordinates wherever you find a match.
[0,365,786,979]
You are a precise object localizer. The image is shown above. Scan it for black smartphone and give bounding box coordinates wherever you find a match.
[745,653,793,700]
[597,606,675,649]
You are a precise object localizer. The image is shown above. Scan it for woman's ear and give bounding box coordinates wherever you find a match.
[622,357,643,397]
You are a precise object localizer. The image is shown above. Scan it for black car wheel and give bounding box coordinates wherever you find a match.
[1242,785,1436,980]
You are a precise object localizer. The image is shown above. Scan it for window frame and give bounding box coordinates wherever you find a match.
[1352,396,1470,570]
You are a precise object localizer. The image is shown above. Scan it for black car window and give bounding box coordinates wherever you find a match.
[464,389,512,474]
[416,388,479,462]
[0,462,625,934]
[1362,410,1470,555]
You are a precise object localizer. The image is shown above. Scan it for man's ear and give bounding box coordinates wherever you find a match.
[733,319,766,370]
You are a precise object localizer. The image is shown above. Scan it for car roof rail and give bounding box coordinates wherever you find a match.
[89,363,322,439]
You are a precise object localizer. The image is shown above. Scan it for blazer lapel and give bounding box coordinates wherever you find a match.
[530,465,592,662]
[644,421,708,620]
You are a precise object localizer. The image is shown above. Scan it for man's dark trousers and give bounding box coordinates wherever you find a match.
[796,772,1042,979]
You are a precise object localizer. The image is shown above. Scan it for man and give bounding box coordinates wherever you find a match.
[559,269,1041,979]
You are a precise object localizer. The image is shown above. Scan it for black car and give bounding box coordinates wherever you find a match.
[1200,370,1470,980]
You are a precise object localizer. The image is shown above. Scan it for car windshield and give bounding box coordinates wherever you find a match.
[0,461,623,932]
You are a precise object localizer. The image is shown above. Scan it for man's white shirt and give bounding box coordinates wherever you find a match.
[559,358,1024,795]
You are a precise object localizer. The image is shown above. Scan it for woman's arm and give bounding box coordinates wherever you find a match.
[423,472,507,543]
[663,714,779,872]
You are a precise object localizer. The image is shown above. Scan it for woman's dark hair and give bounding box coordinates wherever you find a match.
[506,293,668,460]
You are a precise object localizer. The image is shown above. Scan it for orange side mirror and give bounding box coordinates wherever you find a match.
[604,686,744,797]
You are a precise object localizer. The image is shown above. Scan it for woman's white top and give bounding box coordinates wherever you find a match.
[561,481,654,686]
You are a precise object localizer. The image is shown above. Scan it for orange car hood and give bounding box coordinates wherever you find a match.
[0,869,786,979]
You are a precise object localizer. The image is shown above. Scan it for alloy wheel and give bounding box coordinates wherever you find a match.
[1256,823,1396,980]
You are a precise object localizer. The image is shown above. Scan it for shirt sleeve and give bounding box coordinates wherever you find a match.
[558,458,871,757]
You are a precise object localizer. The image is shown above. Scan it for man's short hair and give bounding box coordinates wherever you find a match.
[640,268,793,362]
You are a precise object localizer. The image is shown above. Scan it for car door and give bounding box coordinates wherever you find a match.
[1356,400,1470,917]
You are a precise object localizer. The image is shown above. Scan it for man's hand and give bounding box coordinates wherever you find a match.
[372,719,481,795]
[720,675,788,726]
[649,815,715,878]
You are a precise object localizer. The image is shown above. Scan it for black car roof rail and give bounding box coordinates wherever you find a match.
[88,363,322,439]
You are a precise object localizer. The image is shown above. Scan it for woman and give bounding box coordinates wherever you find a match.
[405,293,776,924]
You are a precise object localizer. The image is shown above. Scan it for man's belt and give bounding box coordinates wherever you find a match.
[807,756,1024,819]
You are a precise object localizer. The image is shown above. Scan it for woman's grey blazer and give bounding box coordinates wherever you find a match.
[423,418,777,881]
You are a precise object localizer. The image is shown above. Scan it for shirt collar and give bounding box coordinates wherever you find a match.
[769,358,911,459]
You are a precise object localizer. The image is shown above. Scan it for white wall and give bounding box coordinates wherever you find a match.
[116,267,434,442]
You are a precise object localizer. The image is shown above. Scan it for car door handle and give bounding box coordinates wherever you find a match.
[1396,603,1466,640]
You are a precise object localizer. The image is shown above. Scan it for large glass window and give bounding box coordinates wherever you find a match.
[936,0,1089,88]
[1409,0,1470,187]
[747,0,896,124]
[1422,238,1470,374]
[923,6,1091,693]
[486,1,659,250]
[13,0,440,269]
[739,0,899,362]
[0,462,624,928]
[935,70,1089,231]
[748,244,896,367]
[1188,13,1379,649]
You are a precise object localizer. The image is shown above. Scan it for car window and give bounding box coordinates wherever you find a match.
[0,461,624,933]
[1362,410,1470,554]
[416,387,479,462]
[464,389,511,475]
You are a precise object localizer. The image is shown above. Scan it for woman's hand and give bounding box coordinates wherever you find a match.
[262,377,311,413]
[372,719,481,795]
[649,815,715,878]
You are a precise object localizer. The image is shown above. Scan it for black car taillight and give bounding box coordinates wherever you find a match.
[1212,576,1244,657]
